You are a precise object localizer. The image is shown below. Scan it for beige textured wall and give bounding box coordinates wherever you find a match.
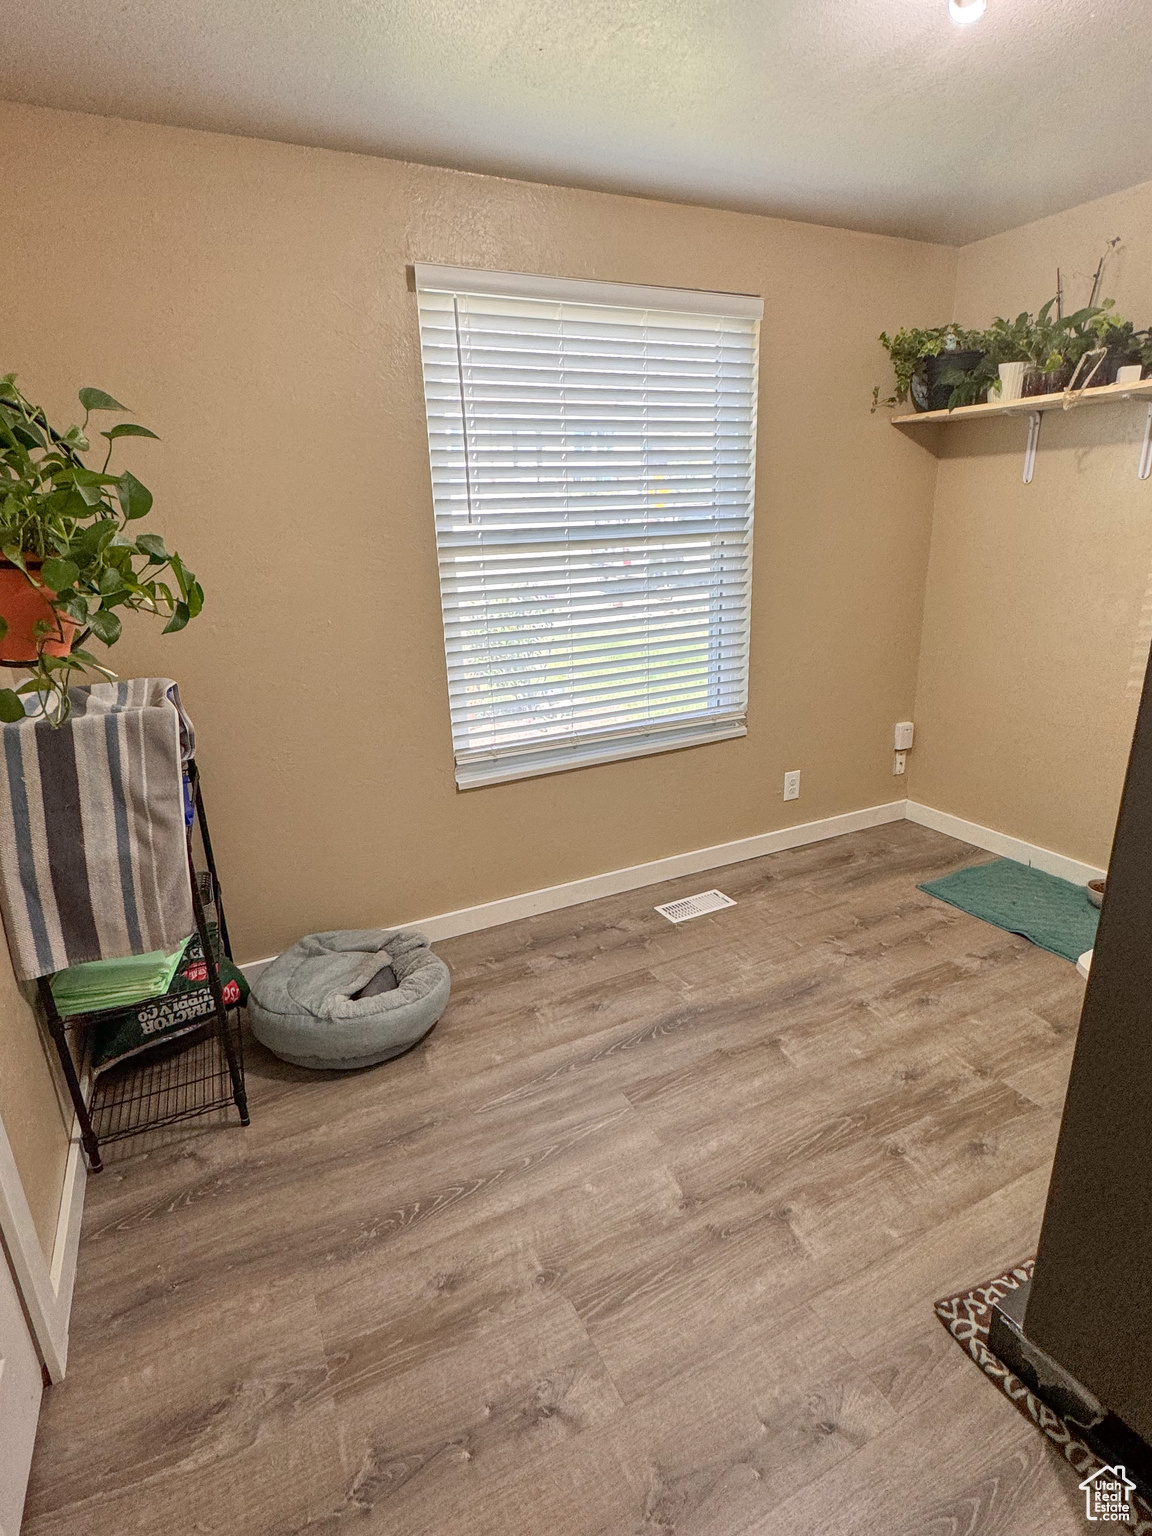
[0,101,955,963]
[910,179,1152,869]
[0,952,70,1261]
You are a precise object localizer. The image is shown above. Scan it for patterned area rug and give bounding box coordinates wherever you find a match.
[935,1262,1152,1533]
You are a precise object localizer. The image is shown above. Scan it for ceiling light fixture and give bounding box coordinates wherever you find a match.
[949,0,987,22]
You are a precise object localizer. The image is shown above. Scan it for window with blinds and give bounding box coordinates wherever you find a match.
[415,264,761,789]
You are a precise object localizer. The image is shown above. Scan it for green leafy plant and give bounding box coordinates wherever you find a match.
[1022,299,1080,375]
[1087,310,1137,349]
[1080,304,1143,380]
[935,311,1040,407]
[935,353,996,410]
[0,376,202,724]
[872,324,984,409]
[877,299,1141,413]
[991,300,1122,380]
[979,310,1034,368]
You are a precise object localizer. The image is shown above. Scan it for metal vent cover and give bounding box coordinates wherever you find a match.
[654,889,737,924]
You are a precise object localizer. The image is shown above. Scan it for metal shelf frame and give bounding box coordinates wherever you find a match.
[37,759,249,1172]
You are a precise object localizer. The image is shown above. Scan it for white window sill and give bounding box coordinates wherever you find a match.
[455,720,747,790]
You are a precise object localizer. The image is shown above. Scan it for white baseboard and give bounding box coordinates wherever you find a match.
[905,801,1105,885]
[240,796,1106,983]
[48,1136,86,1331]
[410,801,910,942]
[240,800,907,978]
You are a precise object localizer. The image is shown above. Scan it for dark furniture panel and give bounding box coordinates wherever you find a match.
[1025,655,1152,1443]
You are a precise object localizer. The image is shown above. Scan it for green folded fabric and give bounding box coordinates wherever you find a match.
[50,940,191,1017]
[88,928,248,1071]
[919,858,1099,964]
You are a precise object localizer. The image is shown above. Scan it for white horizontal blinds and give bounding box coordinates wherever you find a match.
[416,266,761,788]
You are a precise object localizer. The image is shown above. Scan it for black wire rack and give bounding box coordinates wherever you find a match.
[88,1008,245,1146]
[37,760,250,1171]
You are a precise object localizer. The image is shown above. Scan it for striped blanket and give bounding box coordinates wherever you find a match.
[0,679,195,980]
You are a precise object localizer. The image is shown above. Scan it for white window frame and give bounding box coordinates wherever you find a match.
[415,264,762,789]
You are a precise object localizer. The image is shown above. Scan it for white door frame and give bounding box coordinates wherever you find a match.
[0,1109,85,1383]
[0,1232,44,1536]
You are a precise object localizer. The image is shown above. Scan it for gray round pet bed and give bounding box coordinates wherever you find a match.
[248,929,450,1070]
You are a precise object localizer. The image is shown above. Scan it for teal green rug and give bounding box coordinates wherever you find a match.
[919,858,1099,964]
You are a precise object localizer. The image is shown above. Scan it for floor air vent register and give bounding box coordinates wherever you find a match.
[654,890,736,924]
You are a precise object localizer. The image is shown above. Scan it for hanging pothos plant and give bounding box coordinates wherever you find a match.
[0,376,202,724]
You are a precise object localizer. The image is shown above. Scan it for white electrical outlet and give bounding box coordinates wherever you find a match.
[894,720,915,751]
[893,751,907,775]
[783,770,801,801]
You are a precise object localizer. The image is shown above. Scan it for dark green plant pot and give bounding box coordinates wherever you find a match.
[910,350,985,412]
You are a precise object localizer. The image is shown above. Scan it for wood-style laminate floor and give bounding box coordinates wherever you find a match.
[24,822,1095,1535]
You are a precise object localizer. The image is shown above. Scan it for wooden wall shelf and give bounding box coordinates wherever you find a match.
[891,377,1152,482]
[891,376,1152,425]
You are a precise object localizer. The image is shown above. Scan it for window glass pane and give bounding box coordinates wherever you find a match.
[416,270,760,789]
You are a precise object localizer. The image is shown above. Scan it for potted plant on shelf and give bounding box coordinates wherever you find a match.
[1018,299,1078,396]
[1017,299,1127,396]
[977,300,1133,399]
[873,324,986,413]
[1083,303,1144,385]
[975,311,1032,403]
[934,337,1000,409]
[0,375,202,724]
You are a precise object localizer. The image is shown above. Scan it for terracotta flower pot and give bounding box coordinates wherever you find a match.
[0,560,78,665]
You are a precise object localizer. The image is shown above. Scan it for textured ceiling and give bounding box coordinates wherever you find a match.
[1,0,1148,244]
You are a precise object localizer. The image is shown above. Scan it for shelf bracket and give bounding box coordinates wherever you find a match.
[1023,411,1042,484]
[1140,404,1152,481]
